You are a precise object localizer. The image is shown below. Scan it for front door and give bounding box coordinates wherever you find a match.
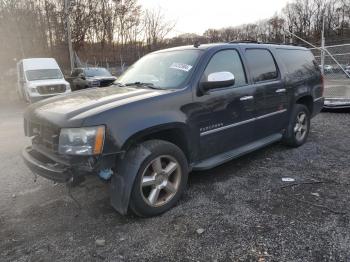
[193,49,257,161]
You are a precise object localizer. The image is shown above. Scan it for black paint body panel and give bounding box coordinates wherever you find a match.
[23,43,323,212]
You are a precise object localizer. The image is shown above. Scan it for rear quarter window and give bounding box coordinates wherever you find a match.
[276,49,319,80]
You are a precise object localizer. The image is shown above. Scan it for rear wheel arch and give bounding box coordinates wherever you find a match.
[295,95,313,115]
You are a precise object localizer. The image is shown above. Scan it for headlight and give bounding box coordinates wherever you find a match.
[58,126,105,155]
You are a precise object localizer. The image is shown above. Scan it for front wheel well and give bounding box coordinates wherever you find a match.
[296,95,313,115]
[123,128,191,162]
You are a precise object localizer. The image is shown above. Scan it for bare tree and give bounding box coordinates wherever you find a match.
[3,0,350,77]
[143,8,176,51]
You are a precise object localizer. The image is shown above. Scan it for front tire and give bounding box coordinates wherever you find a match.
[129,140,188,217]
[282,104,310,147]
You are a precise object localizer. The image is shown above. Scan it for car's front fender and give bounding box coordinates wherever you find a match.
[110,143,151,215]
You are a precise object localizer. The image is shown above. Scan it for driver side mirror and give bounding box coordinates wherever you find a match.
[199,71,235,94]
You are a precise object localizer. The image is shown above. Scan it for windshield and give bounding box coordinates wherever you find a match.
[117,50,202,89]
[84,68,112,77]
[26,69,63,81]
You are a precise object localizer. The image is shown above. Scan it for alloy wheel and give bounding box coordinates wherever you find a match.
[294,112,308,141]
[140,155,181,207]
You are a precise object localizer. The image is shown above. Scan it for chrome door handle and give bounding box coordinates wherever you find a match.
[240,96,254,101]
[275,88,286,93]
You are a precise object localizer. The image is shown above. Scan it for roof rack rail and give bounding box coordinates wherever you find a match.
[263,41,281,45]
[228,40,303,47]
[264,41,301,46]
[229,40,259,44]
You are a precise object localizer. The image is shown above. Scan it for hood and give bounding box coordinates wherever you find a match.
[24,86,168,128]
[28,78,69,87]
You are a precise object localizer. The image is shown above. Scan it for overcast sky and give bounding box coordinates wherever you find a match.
[139,0,291,36]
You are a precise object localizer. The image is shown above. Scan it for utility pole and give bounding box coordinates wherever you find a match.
[321,11,325,75]
[64,0,74,71]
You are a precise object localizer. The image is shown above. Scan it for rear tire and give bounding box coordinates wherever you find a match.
[282,104,310,147]
[129,140,188,217]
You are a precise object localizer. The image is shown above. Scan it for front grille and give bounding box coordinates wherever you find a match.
[90,81,100,87]
[37,84,66,95]
[26,120,60,152]
[99,80,114,87]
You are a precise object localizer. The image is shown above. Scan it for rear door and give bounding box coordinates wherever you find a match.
[244,48,288,139]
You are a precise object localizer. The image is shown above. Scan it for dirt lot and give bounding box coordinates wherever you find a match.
[0,101,349,262]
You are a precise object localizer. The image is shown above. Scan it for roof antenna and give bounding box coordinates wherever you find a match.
[193,41,200,48]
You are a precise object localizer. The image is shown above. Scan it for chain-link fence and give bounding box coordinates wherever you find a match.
[72,52,129,77]
[310,44,350,106]
[310,44,350,78]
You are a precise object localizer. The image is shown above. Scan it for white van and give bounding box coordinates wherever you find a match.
[17,58,71,103]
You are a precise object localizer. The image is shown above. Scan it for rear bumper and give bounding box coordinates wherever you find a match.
[22,146,72,183]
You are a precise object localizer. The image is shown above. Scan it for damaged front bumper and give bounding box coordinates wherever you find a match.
[22,146,72,183]
[22,146,119,185]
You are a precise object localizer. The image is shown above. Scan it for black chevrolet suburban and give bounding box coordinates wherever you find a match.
[22,43,324,217]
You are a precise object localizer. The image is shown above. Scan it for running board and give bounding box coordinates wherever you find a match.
[192,133,282,171]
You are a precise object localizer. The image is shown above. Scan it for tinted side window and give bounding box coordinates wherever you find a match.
[245,49,278,82]
[276,49,319,80]
[203,50,247,87]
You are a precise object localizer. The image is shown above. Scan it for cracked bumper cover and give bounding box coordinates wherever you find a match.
[22,146,118,184]
[22,146,72,183]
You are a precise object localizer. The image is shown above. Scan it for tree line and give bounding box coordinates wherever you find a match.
[199,0,350,46]
[0,0,175,73]
[1,0,350,74]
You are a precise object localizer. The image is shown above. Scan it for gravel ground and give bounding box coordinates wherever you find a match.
[0,101,349,262]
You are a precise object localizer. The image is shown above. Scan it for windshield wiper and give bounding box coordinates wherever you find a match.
[124,82,165,90]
